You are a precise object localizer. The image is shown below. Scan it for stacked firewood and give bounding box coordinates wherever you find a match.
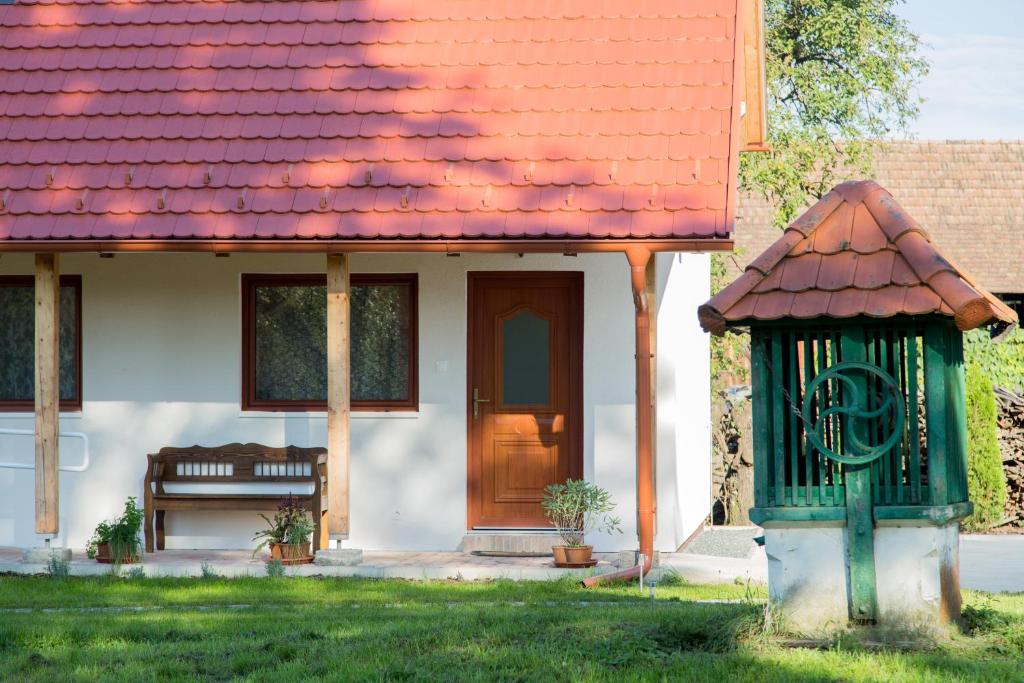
[996,387,1024,527]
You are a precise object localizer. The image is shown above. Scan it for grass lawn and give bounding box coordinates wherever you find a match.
[0,575,1022,682]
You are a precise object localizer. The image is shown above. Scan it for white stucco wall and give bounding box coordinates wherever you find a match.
[0,250,711,552]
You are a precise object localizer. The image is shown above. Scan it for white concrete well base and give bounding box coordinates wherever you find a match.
[314,549,363,566]
[764,523,962,632]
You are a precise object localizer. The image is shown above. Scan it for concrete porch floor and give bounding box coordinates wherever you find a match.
[0,546,766,584]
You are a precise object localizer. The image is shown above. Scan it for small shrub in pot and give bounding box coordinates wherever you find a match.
[87,497,143,565]
[252,495,315,562]
[542,479,621,566]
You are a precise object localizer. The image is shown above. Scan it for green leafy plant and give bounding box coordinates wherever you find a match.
[964,363,1008,531]
[252,495,315,557]
[45,554,70,579]
[542,479,622,548]
[265,559,285,578]
[87,497,143,564]
[965,327,1024,394]
[200,561,221,579]
[122,566,146,580]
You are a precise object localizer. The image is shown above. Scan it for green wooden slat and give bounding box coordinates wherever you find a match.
[945,329,969,504]
[802,332,815,505]
[839,326,878,622]
[830,329,842,503]
[816,332,829,505]
[867,330,883,506]
[895,329,906,505]
[881,329,894,506]
[874,501,973,525]
[771,330,788,507]
[749,506,847,525]
[750,334,771,509]
[923,324,949,506]
[788,334,802,505]
[907,329,922,504]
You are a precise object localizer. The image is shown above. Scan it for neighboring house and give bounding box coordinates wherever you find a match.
[0,1,766,556]
[735,141,1024,309]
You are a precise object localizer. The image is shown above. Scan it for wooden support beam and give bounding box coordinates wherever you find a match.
[326,254,351,540]
[34,253,60,535]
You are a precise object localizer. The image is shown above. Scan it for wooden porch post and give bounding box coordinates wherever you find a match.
[34,253,60,536]
[626,247,656,571]
[326,253,350,540]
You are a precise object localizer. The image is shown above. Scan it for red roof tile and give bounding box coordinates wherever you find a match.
[0,0,743,244]
[699,181,1019,334]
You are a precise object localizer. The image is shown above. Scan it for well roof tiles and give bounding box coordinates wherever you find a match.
[699,180,1019,334]
[0,0,742,244]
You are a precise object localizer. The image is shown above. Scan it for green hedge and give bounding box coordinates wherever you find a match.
[963,363,1007,531]
[964,327,1024,393]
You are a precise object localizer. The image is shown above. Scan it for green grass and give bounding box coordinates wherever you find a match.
[0,576,1021,682]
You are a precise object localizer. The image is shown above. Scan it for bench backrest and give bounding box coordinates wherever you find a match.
[147,443,326,491]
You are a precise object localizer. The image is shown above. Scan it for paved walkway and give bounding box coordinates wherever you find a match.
[0,546,762,583]
[1,533,1019,590]
[960,534,1024,593]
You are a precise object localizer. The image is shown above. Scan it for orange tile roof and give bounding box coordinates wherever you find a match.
[0,0,743,245]
[699,180,1020,335]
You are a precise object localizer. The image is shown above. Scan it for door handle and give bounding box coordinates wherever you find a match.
[473,387,491,420]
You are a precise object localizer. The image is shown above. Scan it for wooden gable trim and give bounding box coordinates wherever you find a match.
[740,0,769,153]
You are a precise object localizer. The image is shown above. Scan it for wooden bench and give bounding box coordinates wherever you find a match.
[143,443,328,554]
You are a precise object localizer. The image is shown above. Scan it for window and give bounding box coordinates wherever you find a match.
[242,274,417,411]
[0,276,82,411]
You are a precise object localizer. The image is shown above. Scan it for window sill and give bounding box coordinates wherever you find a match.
[238,410,420,420]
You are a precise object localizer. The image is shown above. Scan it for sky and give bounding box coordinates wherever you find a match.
[894,0,1024,140]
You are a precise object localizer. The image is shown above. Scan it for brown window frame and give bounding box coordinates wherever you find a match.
[241,273,418,412]
[0,275,83,412]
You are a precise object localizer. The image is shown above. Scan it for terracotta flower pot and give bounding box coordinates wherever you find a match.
[95,542,139,564]
[269,542,311,562]
[552,545,593,567]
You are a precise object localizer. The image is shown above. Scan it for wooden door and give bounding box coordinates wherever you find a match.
[467,272,583,528]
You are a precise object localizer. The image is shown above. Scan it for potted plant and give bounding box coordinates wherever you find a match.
[86,497,143,564]
[542,479,622,567]
[252,495,315,564]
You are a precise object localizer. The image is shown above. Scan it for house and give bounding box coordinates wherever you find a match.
[735,141,1024,309]
[0,0,766,560]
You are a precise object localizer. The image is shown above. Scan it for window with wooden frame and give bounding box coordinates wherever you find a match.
[0,275,82,411]
[242,274,418,411]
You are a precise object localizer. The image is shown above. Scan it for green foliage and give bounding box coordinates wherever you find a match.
[965,327,1024,393]
[741,0,927,226]
[45,554,70,580]
[963,364,1007,531]
[264,560,285,578]
[4,579,1024,681]
[87,497,143,564]
[252,495,315,557]
[121,566,146,580]
[709,253,751,385]
[541,479,622,547]
[200,561,221,579]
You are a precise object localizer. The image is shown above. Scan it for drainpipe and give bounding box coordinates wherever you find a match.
[583,248,656,587]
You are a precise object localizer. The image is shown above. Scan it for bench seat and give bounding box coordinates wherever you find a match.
[143,444,328,553]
